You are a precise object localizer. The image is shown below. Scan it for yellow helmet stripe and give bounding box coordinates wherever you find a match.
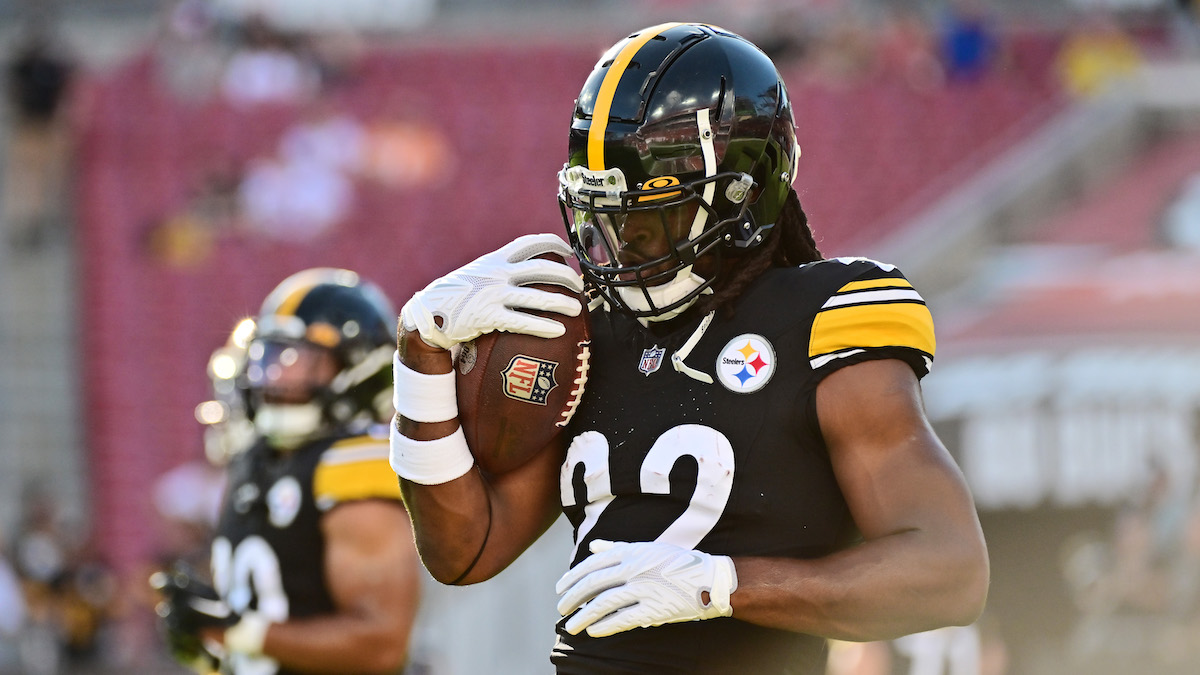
[273,270,329,317]
[588,22,683,171]
[275,287,311,317]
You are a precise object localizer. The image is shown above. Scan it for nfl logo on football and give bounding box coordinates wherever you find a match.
[501,355,557,405]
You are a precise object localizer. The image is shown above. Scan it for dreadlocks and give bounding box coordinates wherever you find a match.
[695,189,821,318]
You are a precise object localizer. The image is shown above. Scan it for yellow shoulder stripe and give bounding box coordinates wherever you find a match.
[313,438,401,506]
[810,302,935,360]
[835,277,913,294]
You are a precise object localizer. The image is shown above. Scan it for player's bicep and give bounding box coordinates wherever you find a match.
[816,358,974,540]
[322,500,421,625]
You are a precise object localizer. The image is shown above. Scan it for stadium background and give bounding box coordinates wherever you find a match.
[1,0,1199,673]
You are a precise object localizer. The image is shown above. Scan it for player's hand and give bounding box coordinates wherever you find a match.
[555,539,738,637]
[400,233,584,350]
[150,562,237,667]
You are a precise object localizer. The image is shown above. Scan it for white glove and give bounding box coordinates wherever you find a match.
[400,233,584,350]
[555,540,738,638]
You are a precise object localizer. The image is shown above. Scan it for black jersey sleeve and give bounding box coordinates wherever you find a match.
[805,257,936,381]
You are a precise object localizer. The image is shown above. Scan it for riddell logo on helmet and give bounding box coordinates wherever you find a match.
[501,355,558,405]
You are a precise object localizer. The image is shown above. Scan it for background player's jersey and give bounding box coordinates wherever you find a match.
[553,258,936,675]
[211,429,402,675]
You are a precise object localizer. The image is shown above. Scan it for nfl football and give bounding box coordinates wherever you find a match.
[455,278,590,475]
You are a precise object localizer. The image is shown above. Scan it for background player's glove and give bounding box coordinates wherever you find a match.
[555,539,738,638]
[150,562,236,669]
[400,233,583,350]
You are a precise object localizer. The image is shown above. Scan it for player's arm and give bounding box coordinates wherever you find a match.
[390,233,582,584]
[729,358,989,641]
[206,500,422,674]
[396,328,564,585]
[555,359,988,641]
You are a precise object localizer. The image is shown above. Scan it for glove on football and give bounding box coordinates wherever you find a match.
[400,233,584,350]
[150,561,236,667]
[556,539,738,637]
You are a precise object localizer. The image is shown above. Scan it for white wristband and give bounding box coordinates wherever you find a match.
[389,421,475,485]
[392,351,458,423]
[224,612,270,657]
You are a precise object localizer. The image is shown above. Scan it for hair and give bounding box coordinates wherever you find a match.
[695,189,822,318]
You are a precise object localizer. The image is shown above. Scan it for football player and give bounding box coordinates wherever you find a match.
[154,268,422,675]
[390,23,989,674]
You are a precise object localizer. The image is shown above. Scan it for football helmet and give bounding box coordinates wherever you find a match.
[559,22,800,320]
[195,317,257,464]
[244,268,396,448]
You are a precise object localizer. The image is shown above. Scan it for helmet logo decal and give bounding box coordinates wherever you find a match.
[500,355,559,405]
[716,334,775,393]
[639,345,666,376]
[267,476,303,528]
[305,322,341,348]
[587,22,683,170]
[637,177,682,203]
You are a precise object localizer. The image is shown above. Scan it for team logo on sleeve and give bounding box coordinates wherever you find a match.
[266,476,302,528]
[716,334,775,393]
[501,355,558,405]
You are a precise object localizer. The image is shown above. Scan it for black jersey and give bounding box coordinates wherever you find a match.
[211,428,403,675]
[552,258,936,675]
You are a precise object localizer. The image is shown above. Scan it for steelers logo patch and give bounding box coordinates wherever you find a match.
[267,476,302,528]
[716,334,775,394]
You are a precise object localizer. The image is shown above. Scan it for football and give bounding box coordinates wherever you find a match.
[455,278,590,475]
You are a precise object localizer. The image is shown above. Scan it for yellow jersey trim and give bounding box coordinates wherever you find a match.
[835,277,914,294]
[810,302,936,360]
[313,436,401,508]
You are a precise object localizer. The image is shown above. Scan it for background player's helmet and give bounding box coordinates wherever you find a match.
[195,317,257,464]
[559,22,800,320]
[245,268,396,448]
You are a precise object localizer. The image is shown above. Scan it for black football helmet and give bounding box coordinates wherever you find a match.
[559,22,800,319]
[244,268,396,448]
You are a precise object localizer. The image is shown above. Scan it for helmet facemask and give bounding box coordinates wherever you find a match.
[560,162,759,320]
[245,338,340,449]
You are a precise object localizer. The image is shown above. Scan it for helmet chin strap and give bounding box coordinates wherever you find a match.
[618,109,719,324]
[617,271,708,324]
[255,402,323,450]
